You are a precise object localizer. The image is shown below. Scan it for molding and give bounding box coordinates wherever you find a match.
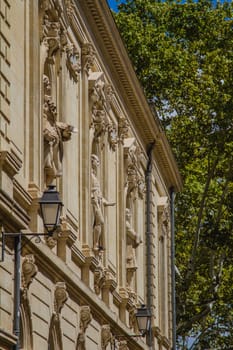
[0,150,22,177]
[0,190,30,230]
[0,328,17,347]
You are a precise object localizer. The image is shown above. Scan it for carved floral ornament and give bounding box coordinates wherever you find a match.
[54,282,68,317]
[101,324,113,350]
[21,254,38,298]
[76,306,92,350]
[82,42,95,73]
[66,43,81,82]
[124,138,145,199]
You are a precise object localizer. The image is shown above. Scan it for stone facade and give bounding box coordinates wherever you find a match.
[0,1,182,349]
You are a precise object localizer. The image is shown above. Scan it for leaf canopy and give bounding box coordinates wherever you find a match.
[115,1,233,348]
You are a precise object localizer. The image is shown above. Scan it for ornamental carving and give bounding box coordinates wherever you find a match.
[82,42,95,73]
[65,0,74,19]
[91,154,115,253]
[94,266,106,295]
[76,306,92,350]
[80,306,92,333]
[124,138,145,201]
[105,84,114,105]
[118,340,129,350]
[101,324,113,350]
[107,122,118,151]
[43,74,75,185]
[118,117,129,144]
[66,43,81,82]
[126,208,142,291]
[21,254,38,298]
[91,107,107,146]
[54,282,68,317]
[39,0,67,64]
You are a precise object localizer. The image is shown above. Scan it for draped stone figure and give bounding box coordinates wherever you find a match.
[125,208,142,290]
[43,74,76,185]
[91,154,115,252]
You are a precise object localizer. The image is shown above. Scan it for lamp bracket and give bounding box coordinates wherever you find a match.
[1,232,50,262]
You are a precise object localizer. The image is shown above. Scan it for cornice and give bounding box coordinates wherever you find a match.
[77,0,182,192]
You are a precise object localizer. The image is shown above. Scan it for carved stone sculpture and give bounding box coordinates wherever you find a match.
[101,324,112,350]
[94,266,106,295]
[118,117,129,144]
[66,44,81,82]
[80,306,92,333]
[21,254,38,299]
[118,340,129,350]
[76,306,92,350]
[54,282,68,318]
[82,42,95,73]
[108,122,118,151]
[125,208,142,290]
[43,74,75,185]
[91,154,115,253]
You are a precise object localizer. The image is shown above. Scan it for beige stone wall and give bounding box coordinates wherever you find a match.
[0,0,182,349]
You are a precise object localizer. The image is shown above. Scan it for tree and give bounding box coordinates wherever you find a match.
[114,1,233,348]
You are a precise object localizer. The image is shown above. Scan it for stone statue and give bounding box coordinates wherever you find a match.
[43,74,77,185]
[91,154,115,252]
[125,208,142,289]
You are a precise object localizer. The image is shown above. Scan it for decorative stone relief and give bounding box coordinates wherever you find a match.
[43,74,75,185]
[66,43,81,82]
[65,0,74,20]
[82,42,95,73]
[21,254,38,299]
[89,72,105,108]
[91,107,107,148]
[125,208,142,291]
[54,282,68,319]
[76,306,92,350]
[118,117,129,144]
[39,0,68,68]
[105,84,114,105]
[91,154,115,254]
[89,73,108,150]
[94,265,106,295]
[80,306,92,333]
[107,122,118,151]
[118,340,129,350]
[124,138,145,202]
[101,324,113,350]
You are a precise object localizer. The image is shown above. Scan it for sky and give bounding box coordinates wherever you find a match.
[107,0,125,12]
[107,0,232,11]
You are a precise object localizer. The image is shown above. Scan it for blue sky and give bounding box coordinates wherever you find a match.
[107,0,125,11]
[107,0,232,11]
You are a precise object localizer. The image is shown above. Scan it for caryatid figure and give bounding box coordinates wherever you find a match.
[43,74,77,184]
[91,154,115,252]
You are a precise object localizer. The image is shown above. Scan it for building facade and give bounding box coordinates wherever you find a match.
[0,1,182,349]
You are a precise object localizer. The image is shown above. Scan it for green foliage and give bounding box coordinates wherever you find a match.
[115,1,233,348]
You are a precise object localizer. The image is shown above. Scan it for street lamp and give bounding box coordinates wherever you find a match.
[135,304,151,337]
[113,304,151,349]
[0,186,63,350]
[39,185,63,235]
[1,185,63,261]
